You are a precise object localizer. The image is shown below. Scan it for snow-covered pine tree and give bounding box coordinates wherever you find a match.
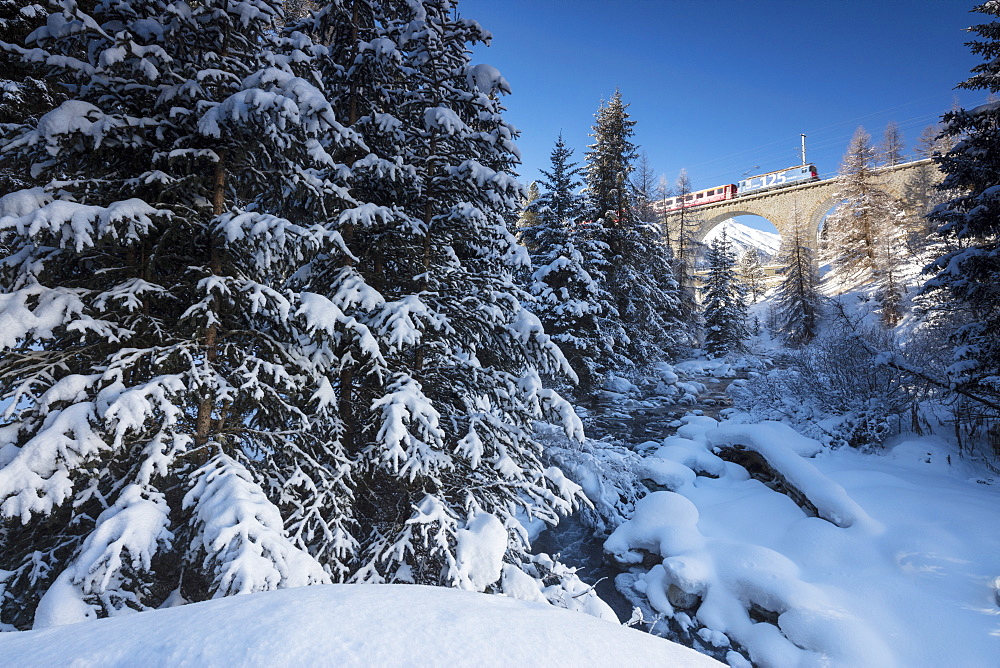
[773,218,821,345]
[630,152,658,223]
[290,0,586,590]
[533,134,587,228]
[738,248,767,303]
[273,0,436,577]
[878,120,906,167]
[824,126,909,309]
[585,92,689,365]
[521,134,622,393]
[0,0,365,627]
[923,1,1000,414]
[702,231,749,356]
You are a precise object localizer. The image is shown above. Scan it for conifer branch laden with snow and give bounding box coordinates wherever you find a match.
[0,0,357,626]
[921,1,1000,425]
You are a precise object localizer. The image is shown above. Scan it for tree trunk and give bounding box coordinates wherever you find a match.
[195,154,226,451]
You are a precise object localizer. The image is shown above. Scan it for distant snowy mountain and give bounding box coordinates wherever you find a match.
[701,219,781,263]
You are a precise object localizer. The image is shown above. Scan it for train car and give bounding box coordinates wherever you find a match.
[654,183,736,213]
[737,164,818,196]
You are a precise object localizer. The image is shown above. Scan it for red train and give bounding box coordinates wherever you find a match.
[654,184,737,213]
[653,164,819,214]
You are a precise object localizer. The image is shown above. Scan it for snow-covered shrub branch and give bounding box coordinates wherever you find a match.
[730,328,914,448]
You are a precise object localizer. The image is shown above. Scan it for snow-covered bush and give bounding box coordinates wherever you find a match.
[730,328,912,448]
[536,423,645,535]
[502,552,617,621]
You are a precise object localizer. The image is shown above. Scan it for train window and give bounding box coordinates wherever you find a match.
[707,189,715,196]
[696,193,703,198]
[685,195,693,201]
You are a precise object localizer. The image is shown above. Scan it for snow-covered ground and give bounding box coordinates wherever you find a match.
[609,413,1000,667]
[0,583,720,667]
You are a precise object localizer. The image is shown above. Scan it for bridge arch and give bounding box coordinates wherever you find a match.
[694,210,782,246]
[807,194,844,241]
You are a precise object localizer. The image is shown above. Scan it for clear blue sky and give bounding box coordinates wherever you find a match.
[462,0,984,224]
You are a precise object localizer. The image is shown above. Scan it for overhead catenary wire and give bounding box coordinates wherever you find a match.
[683,91,963,173]
[686,106,971,190]
[664,89,987,191]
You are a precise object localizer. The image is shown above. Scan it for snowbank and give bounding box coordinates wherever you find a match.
[705,421,881,532]
[0,584,721,667]
[608,415,1000,667]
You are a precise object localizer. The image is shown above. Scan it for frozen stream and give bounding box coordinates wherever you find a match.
[535,365,743,625]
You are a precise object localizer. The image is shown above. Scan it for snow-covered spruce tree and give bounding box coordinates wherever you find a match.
[585,91,688,365]
[292,0,586,590]
[586,90,636,225]
[773,219,821,345]
[0,0,367,627]
[518,181,542,231]
[0,1,61,193]
[738,247,767,303]
[702,231,748,356]
[923,1,1000,418]
[521,134,622,393]
[272,0,439,577]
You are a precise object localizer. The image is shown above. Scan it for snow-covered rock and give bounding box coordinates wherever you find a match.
[602,374,637,394]
[607,410,1000,667]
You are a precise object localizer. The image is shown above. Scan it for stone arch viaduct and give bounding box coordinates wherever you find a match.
[663,158,940,249]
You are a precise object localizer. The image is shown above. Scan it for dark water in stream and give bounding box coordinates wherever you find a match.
[534,371,742,624]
